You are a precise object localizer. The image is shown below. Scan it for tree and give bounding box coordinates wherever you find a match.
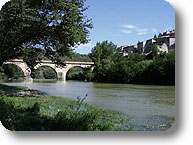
[128,53,145,62]
[61,53,92,62]
[111,55,131,83]
[89,41,117,81]
[145,45,159,60]
[83,67,93,81]
[34,66,57,79]
[132,51,175,85]
[0,64,24,80]
[151,45,159,59]
[0,0,92,78]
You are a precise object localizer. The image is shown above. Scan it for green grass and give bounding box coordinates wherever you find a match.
[0,84,27,92]
[0,84,132,131]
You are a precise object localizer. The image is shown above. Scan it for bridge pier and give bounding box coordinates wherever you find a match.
[4,59,94,82]
[57,72,66,81]
[56,70,66,81]
[24,76,33,82]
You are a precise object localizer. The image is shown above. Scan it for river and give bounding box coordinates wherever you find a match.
[3,80,175,131]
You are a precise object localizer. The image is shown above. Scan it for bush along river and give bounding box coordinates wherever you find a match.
[2,79,175,131]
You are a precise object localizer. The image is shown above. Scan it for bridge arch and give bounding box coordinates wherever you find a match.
[3,61,31,77]
[35,63,65,80]
[34,65,58,79]
[65,65,90,73]
[2,63,25,79]
[65,65,93,81]
[4,60,94,81]
[34,63,56,71]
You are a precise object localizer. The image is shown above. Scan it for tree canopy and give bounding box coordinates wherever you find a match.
[0,0,92,73]
[88,40,175,85]
[89,41,117,81]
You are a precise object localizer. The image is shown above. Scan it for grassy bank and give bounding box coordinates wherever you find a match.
[0,84,132,131]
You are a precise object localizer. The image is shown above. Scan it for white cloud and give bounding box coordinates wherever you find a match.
[138,32,148,35]
[152,28,158,33]
[73,41,95,54]
[137,29,148,35]
[122,30,132,34]
[122,24,136,29]
[121,24,148,35]
[138,29,147,32]
[75,41,94,49]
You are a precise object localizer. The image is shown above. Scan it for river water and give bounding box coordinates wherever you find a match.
[3,80,175,131]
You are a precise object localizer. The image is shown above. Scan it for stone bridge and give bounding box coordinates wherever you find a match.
[4,59,94,81]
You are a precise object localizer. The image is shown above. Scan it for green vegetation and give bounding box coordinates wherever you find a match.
[0,41,175,85]
[0,0,92,78]
[61,53,92,62]
[132,52,175,85]
[34,66,57,79]
[0,64,24,82]
[0,0,175,132]
[0,84,27,93]
[0,84,132,131]
[89,41,175,85]
[66,67,93,81]
[89,41,117,82]
[64,53,93,81]
[0,52,92,81]
[67,67,84,81]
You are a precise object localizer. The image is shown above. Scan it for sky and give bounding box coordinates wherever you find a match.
[74,0,175,54]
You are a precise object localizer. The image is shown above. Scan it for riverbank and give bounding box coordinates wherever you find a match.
[0,84,132,131]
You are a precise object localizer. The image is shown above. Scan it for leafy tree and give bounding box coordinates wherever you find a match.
[83,67,93,81]
[0,64,24,80]
[128,53,145,62]
[132,52,175,85]
[89,41,117,81]
[0,0,92,78]
[89,40,174,85]
[66,67,84,80]
[0,67,8,81]
[108,51,129,83]
[145,45,159,60]
[61,53,92,62]
[34,66,57,79]
[152,45,159,58]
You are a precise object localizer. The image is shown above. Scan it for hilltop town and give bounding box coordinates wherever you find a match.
[120,30,175,57]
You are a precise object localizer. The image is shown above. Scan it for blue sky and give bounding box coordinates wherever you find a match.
[74,0,175,54]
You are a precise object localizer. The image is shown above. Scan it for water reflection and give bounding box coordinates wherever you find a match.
[33,79,67,84]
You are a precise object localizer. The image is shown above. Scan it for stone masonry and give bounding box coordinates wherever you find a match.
[120,30,175,58]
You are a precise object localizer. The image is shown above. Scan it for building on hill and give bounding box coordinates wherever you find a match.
[156,30,175,53]
[120,45,137,57]
[143,38,157,54]
[137,41,146,54]
[121,30,175,58]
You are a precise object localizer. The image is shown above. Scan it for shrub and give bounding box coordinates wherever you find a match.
[0,97,16,130]
[0,95,128,131]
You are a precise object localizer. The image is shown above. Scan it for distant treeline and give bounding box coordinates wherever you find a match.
[0,41,175,85]
[89,41,175,85]
[60,53,92,62]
